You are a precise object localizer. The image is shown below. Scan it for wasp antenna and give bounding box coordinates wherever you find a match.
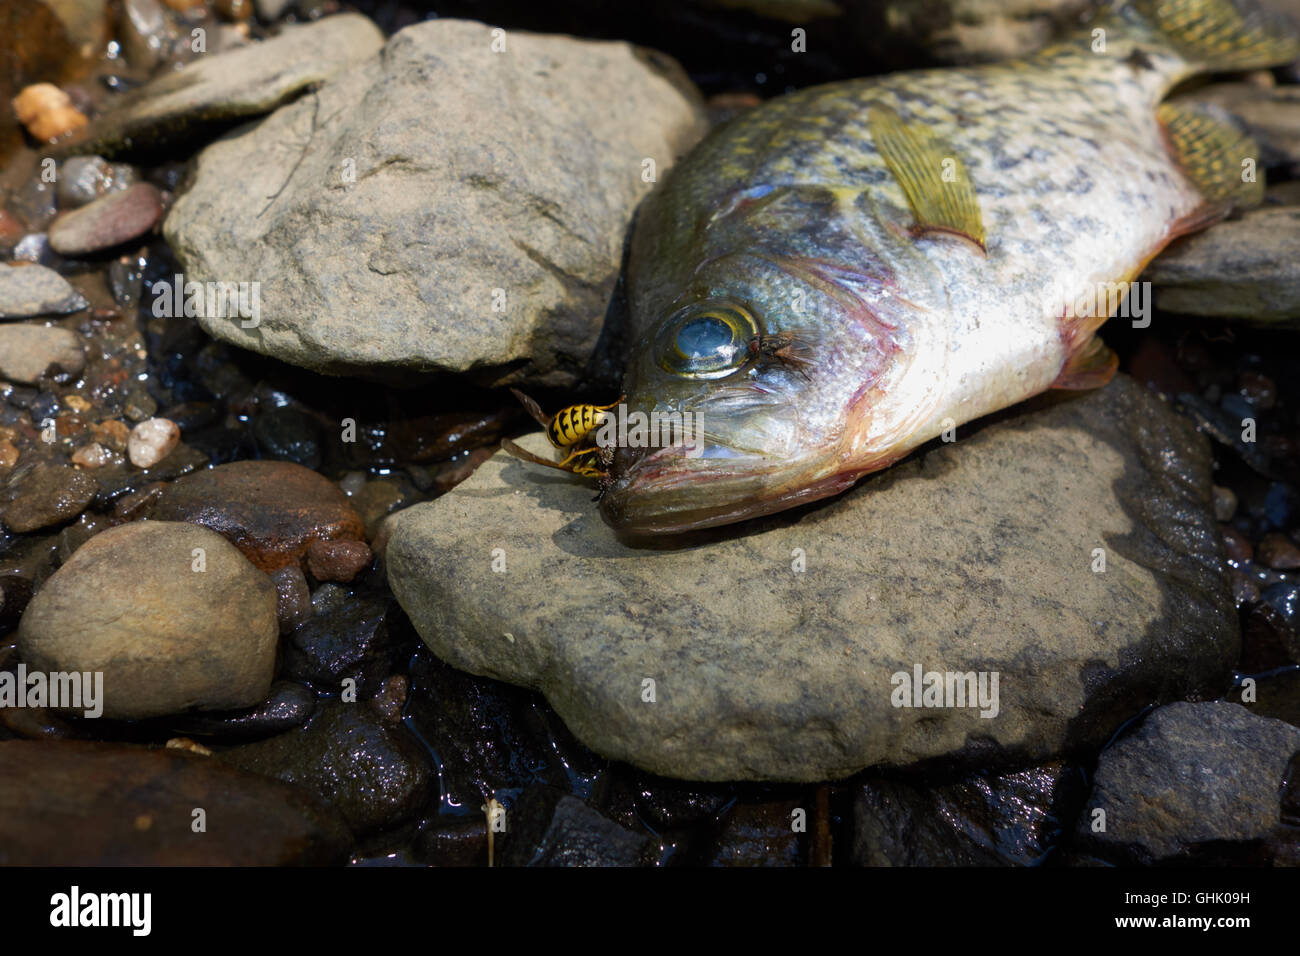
[509,388,551,429]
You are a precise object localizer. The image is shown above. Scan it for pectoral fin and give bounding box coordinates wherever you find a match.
[869,102,987,252]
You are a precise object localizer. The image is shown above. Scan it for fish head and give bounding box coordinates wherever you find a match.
[599,232,939,535]
[599,180,955,535]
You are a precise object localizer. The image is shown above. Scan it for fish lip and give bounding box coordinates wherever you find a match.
[599,444,858,535]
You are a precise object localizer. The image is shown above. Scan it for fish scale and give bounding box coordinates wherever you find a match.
[595,0,1300,535]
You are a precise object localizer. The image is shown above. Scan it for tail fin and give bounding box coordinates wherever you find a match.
[1135,0,1300,72]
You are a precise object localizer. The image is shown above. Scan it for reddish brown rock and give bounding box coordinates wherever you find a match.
[47,182,162,256]
[306,538,373,582]
[151,460,366,571]
[0,740,351,865]
[1257,532,1300,571]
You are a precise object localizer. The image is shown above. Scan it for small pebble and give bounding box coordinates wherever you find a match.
[368,674,409,725]
[47,184,163,258]
[270,564,312,633]
[0,441,18,470]
[1212,485,1237,522]
[165,737,214,756]
[70,442,111,469]
[1220,525,1253,565]
[1237,371,1276,410]
[305,538,373,583]
[112,482,166,521]
[11,84,88,143]
[127,417,180,468]
[0,325,85,385]
[1257,532,1300,571]
[63,394,91,412]
[215,0,252,19]
[93,419,130,452]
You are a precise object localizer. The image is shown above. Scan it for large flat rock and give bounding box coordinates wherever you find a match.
[387,376,1238,782]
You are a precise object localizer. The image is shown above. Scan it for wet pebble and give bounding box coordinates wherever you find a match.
[306,538,373,583]
[151,459,367,571]
[415,817,488,867]
[282,591,397,695]
[117,0,173,72]
[0,576,34,634]
[126,416,180,467]
[56,157,139,209]
[166,681,318,741]
[701,798,806,867]
[0,264,88,318]
[47,184,163,257]
[12,83,88,143]
[70,442,113,469]
[1212,484,1237,522]
[0,740,350,864]
[16,521,278,719]
[1220,524,1253,564]
[500,788,658,867]
[271,563,312,633]
[0,325,85,385]
[367,674,409,725]
[218,700,431,835]
[2,462,98,533]
[1257,532,1300,571]
[252,405,322,469]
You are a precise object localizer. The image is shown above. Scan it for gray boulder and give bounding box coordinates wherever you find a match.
[164,18,706,386]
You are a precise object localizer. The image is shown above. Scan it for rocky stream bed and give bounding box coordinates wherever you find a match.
[0,0,1298,867]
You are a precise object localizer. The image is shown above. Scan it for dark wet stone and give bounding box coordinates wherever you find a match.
[91,441,207,505]
[0,575,34,634]
[1241,595,1300,671]
[160,400,221,432]
[854,763,1082,866]
[1075,702,1300,865]
[271,564,312,634]
[403,648,603,817]
[281,592,398,696]
[47,183,162,257]
[0,704,77,739]
[499,788,658,867]
[0,739,350,864]
[700,798,805,867]
[151,459,366,571]
[415,817,489,867]
[1240,668,1300,730]
[1258,532,1300,570]
[1,462,97,532]
[1220,524,1253,564]
[218,700,431,835]
[165,681,317,741]
[253,405,322,469]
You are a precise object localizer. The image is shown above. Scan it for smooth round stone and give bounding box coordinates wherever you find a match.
[17,521,278,719]
[47,183,162,257]
[0,263,88,318]
[0,324,85,384]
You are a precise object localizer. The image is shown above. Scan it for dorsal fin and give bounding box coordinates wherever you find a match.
[868,102,986,253]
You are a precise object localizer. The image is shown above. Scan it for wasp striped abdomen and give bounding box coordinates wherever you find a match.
[547,401,619,448]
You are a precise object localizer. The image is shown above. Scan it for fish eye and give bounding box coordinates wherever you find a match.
[656,303,758,379]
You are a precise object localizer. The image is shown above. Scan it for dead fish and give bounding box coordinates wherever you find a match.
[599,0,1299,535]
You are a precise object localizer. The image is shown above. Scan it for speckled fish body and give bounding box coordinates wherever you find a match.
[600,0,1298,534]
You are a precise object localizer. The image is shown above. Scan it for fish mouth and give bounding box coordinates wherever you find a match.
[599,442,857,536]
